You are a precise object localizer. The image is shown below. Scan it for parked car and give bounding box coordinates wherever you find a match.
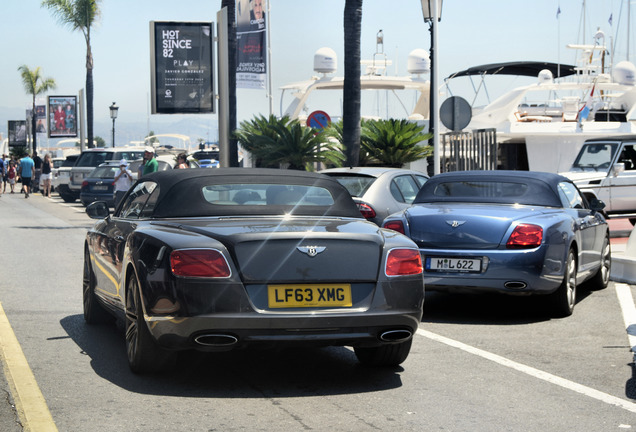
[67,147,146,202]
[84,168,424,373]
[79,162,120,207]
[560,136,636,224]
[54,154,80,202]
[128,154,200,180]
[382,170,610,317]
[320,167,428,225]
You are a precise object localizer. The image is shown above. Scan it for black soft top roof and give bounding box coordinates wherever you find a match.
[446,61,577,80]
[137,168,362,219]
[414,170,571,207]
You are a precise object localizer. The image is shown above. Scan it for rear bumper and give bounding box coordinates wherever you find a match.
[148,311,422,351]
[421,245,564,295]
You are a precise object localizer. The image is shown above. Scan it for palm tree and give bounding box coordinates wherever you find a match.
[342,0,363,167]
[235,115,344,170]
[360,119,433,167]
[17,65,56,154]
[41,0,101,149]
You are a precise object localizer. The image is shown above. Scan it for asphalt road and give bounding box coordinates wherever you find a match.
[1,192,636,431]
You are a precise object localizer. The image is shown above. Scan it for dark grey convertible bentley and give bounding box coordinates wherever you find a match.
[84,168,424,373]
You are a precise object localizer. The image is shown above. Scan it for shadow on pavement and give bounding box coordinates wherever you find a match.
[59,314,405,397]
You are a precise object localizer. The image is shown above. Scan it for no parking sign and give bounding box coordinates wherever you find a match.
[306,110,331,131]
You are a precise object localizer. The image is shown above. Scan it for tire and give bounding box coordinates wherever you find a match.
[83,251,113,324]
[60,192,76,203]
[354,338,412,367]
[125,275,176,374]
[588,236,611,290]
[548,249,577,317]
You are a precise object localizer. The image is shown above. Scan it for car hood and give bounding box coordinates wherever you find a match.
[559,170,608,186]
[157,217,388,283]
[403,203,553,250]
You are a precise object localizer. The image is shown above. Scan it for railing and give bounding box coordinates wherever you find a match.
[440,128,498,172]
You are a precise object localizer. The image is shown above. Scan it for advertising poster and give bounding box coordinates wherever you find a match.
[35,104,47,134]
[150,21,214,114]
[48,96,77,138]
[236,0,267,89]
[8,120,27,148]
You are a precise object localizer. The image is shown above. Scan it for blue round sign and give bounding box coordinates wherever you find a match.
[306,110,331,131]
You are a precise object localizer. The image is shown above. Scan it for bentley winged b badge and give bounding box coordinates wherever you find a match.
[297,246,326,257]
[446,220,466,228]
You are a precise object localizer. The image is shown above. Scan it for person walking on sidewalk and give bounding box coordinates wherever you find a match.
[19,153,34,198]
[40,153,53,197]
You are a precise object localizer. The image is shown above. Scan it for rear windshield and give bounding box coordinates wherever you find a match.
[416,177,562,207]
[201,184,335,206]
[325,174,376,197]
[89,166,119,178]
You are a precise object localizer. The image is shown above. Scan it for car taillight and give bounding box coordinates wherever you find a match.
[81,180,88,188]
[356,202,376,219]
[170,249,231,278]
[385,248,422,276]
[382,220,405,235]
[506,224,543,249]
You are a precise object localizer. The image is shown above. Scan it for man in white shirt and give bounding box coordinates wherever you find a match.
[113,159,133,208]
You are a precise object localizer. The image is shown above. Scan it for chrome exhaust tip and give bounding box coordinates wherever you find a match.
[379,329,412,343]
[504,281,527,289]
[194,334,238,347]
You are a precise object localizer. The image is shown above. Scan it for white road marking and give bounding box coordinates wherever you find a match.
[616,283,636,357]
[417,327,636,414]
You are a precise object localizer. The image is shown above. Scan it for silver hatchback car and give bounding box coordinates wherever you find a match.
[320,167,428,225]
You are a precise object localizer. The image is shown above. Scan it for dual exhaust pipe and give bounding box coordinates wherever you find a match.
[194,329,413,347]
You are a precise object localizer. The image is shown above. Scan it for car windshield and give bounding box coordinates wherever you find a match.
[88,166,119,179]
[571,143,619,171]
[325,174,376,197]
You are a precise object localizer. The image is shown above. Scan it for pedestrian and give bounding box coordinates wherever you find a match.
[175,153,189,169]
[19,153,35,198]
[0,154,5,195]
[7,161,17,193]
[40,153,53,197]
[32,151,42,193]
[142,146,158,176]
[113,159,133,207]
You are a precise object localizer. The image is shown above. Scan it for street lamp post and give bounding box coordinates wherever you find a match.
[109,102,119,148]
[421,0,442,175]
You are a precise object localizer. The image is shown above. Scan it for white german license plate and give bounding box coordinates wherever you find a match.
[268,284,352,308]
[93,185,108,191]
[425,257,481,273]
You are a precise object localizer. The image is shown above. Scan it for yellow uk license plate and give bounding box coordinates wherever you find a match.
[268,284,352,308]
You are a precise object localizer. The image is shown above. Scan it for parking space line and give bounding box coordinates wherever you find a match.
[0,302,58,431]
[416,328,636,414]
[615,283,636,358]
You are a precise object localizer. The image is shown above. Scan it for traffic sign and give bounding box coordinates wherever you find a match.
[306,110,331,131]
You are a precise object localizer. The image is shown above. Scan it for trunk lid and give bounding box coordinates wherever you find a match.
[405,204,547,250]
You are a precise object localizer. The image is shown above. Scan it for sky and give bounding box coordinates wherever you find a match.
[0,0,632,146]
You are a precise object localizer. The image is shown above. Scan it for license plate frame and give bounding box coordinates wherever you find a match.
[268,283,352,308]
[425,256,482,273]
[92,185,108,191]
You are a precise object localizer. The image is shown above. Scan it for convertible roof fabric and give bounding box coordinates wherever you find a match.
[139,168,363,219]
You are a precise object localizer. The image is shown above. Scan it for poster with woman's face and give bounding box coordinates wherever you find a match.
[48,96,77,138]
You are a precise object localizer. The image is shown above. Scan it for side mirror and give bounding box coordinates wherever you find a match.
[589,198,606,212]
[612,162,625,177]
[86,201,110,219]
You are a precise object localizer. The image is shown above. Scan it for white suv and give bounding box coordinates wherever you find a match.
[560,137,636,223]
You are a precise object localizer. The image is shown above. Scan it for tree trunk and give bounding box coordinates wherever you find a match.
[343,0,362,167]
